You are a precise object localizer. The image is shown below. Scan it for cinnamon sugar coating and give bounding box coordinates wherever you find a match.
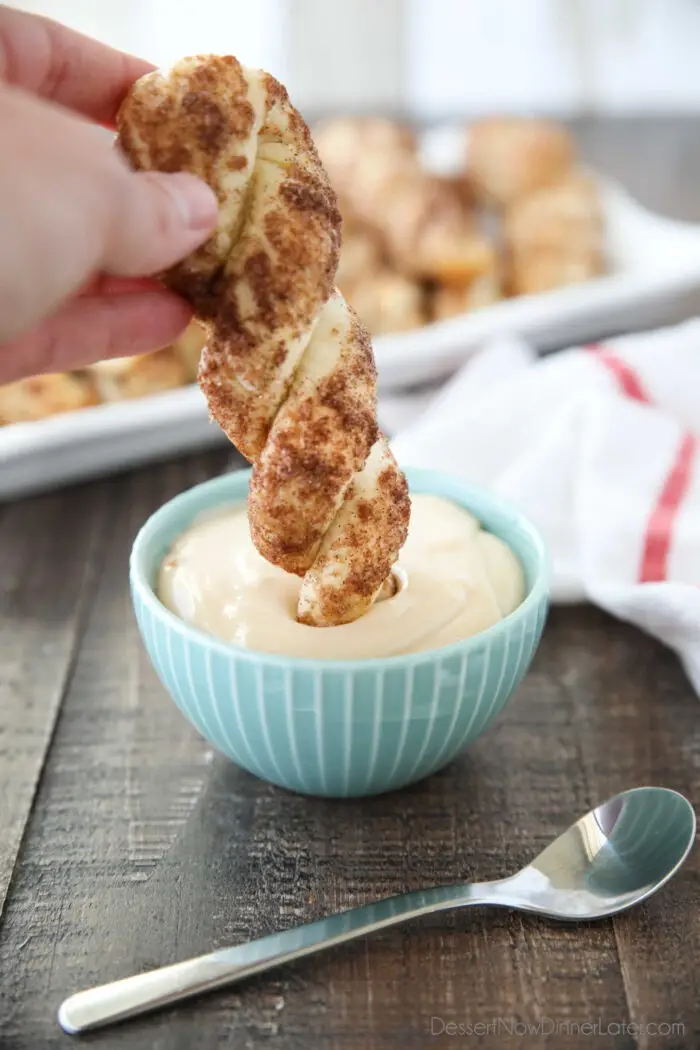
[117,55,409,627]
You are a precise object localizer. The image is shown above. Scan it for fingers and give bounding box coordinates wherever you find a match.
[0,291,193,383]
[104,171,219,277]
[0,84,217,350]
[0,6,153,125]
[76,275,165,297]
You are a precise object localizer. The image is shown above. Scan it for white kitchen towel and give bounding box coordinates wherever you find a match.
[383,319,700,693]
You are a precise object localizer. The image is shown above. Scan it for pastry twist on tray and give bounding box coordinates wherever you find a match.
[314,117,493,287]
[117,56,410,628]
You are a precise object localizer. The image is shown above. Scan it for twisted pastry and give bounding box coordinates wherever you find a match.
[504,174,604,296]
[314,117,493,287]
[117,56,410,628]
[466,118,575,209]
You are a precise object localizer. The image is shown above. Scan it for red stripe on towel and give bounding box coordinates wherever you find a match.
[585,343,651,404]
[639,434,697,582]
[584,345,695,583]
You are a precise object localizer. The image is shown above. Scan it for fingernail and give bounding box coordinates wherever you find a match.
[166,173,219,231]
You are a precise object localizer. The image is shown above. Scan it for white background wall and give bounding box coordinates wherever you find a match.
[8,0,286,72]
[9,0,700,117]
[407,0,700,117]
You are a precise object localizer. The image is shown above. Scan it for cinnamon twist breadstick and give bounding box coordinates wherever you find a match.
[117,56,410,628]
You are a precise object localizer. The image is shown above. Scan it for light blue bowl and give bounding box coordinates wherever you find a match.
[130,468,549,798]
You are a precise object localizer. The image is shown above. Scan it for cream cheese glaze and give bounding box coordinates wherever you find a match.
[157,494,526,660]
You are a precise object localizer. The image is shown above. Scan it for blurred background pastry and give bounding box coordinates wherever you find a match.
[0,321,207,425]
[503,174,605,295]
[334,217,385,290]
[171,321,208,382]
[88,320,207,402]
[430,265,502,322]
[89,348,190,404]
[313,116,417,207]
[0,371,98,425]
[334,215,428,334]
[315,113,602,336]
[345,271,427,335]
[315,117,491,288]
[466,117,576,209]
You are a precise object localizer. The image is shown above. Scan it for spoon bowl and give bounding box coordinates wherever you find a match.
[483,785,696,920]
[58,786,696,1035]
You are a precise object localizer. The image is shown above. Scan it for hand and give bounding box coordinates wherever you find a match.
[0,7,219,384]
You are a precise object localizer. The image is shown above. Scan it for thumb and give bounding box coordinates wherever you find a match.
[104,170,219,277]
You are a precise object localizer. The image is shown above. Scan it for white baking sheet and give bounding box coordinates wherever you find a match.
[3,126,700,501]
[0,385,229,501]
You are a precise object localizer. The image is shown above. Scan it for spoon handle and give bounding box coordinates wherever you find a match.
[58,883,487,1034]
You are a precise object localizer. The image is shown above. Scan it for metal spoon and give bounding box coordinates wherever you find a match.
[58,786,695,1035]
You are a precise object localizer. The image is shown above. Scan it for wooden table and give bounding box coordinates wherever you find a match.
[1,119,700,1050]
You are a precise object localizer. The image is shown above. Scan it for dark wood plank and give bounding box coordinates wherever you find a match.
[0,482,111,918]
